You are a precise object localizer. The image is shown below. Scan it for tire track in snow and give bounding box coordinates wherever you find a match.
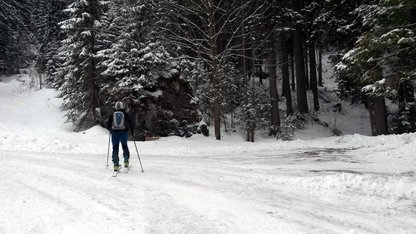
[2,149,416,233]
[144,153,416,234]
[4,151,249,233]
[143,157,323,233]
[3,151,146,233]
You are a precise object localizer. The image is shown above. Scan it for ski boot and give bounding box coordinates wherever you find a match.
[123,161,130,173]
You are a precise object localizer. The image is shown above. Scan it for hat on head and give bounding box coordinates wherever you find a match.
[115,101,124,110]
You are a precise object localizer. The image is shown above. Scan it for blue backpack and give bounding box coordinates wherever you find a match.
[112,111,126,130]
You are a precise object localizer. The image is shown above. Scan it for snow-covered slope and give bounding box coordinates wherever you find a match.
[0,75,415,234]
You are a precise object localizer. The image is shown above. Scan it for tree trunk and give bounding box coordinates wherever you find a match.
[250,50,256,142]
[39,72,43,90]
[223,114,228,133]
[281,31,293,115]
[90,31,100,122]
[231,111,235,130]
[268,38,280,135]
[290,50,295,91]
[241,10,251,142]
[309,43,319,111]
[317,47,323,86]
[246,129,250,141]
[89,1,100,123]
[250,127,255,142]
[368,96,388,136]
[208,0,221,140]
[304,43,309,90]
[294,30,308,113]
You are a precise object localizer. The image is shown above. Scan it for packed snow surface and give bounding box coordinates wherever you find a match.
[0,75,415,234]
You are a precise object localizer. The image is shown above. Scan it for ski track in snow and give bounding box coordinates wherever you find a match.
[1,148,415,234]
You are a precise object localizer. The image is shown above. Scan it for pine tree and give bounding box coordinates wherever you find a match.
[337,0,416,135]
[0,0,33,74]
[98,0,171,108]
[238,76,271,142]
[219,58,243,132]
[57,0,107,129]
[31,0,67,81]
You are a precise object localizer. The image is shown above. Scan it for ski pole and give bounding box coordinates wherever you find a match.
[106,132,111,167]
[133,140,144,173]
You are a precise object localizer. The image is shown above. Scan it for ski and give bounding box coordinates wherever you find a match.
[123,167,129,173]
[111,167,128,177]
[112,170,119,177]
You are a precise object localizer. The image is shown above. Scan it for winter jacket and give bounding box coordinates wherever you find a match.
[107,110,134,134]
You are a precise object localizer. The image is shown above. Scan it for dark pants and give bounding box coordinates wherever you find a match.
[111,131,130,166]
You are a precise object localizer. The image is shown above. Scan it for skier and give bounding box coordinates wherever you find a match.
[107,101,134,172]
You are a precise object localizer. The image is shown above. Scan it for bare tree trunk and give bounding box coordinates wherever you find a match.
[294,30,308,113]
[241,8,251,142]
[223,114,228,133]
[250,74,255,142]
[250,128,255,142]
[309,43,319,111]
[290,50,295,91]
[281,32,293,115]
[231,111,235,130]
[250,50,256,142]
[304,43,309,90]
[268,37,280,136]
[317,47,323,86]
[90,28,100,122]
[39,72,43,90]
[208,0,221,140]
[368,96,388,136]
[294,0,308,113]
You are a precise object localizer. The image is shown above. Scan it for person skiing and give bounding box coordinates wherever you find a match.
[107,101,134,172]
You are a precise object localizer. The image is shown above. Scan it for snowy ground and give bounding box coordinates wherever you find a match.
[0,75,415,234]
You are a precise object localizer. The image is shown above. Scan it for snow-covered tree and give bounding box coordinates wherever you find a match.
[219,58,243,132]
[57,0,107,130]
[0,0,33,74]
[337,0,416,135]
[238,75,271,142]
[98,0,172,109]
[31,0,67,82]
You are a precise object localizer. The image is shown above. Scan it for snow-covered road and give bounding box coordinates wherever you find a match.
[1,142,415,234]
